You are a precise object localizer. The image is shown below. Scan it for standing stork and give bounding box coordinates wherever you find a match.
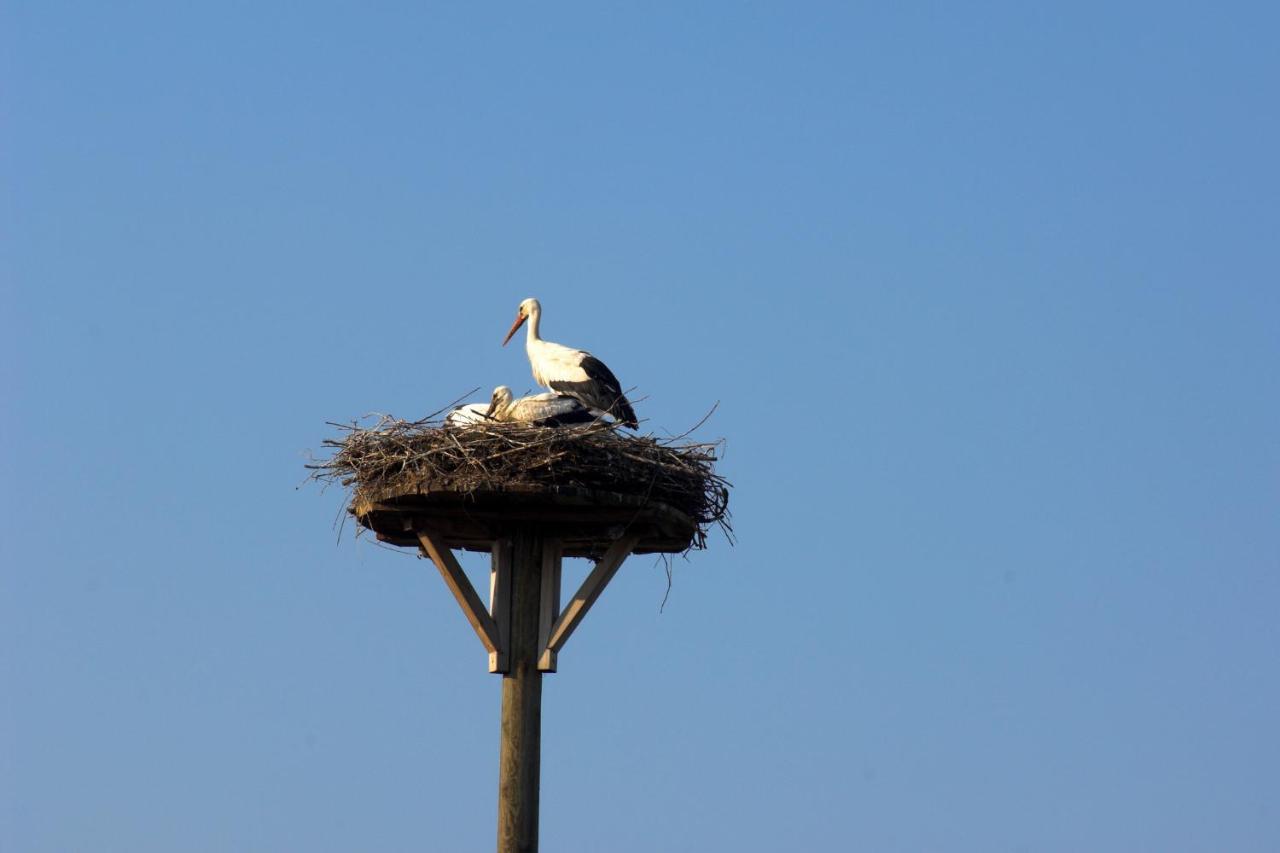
[501,297,639,428]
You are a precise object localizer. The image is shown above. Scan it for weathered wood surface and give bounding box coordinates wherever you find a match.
[416,529,503,657]
[537,541,563,673]
[353,488,696,556]
[497,529,545,853]
[544,536,639,661]
[488,540,513,674]
[409,512,651,853]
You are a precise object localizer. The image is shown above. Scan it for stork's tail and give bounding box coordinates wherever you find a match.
[612,395,638,430]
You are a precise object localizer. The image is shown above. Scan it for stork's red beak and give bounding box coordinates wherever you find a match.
[502,313,526,346]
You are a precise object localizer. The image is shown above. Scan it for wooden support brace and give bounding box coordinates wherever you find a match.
[542,536,639,663]
[417,529,504,660]
[489,539,512,673]
[537,540,563,673]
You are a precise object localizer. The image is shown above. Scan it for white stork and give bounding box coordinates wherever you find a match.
[489,386,595,426]
[444,397,496,427]
[501,297,639,428]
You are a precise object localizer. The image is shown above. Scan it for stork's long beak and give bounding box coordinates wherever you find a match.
[502,313,526,346]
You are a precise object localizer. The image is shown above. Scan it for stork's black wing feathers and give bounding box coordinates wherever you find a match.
[578,354,624,396]
[534,408,597,427]
[546,353,638,428]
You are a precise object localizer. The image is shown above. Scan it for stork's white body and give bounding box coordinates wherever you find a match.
[445,402,493,427]
[502,298,638,428]
[490,387,594,425]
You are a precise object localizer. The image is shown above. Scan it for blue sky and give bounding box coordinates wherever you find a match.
[4,3,1278,851]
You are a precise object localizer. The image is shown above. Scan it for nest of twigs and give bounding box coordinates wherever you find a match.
[308,413,732,549]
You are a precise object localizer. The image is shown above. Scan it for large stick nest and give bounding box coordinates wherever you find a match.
[308,414,733,550]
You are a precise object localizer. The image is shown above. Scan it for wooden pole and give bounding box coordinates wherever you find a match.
[497,527,544,853]
[417,524,634,851]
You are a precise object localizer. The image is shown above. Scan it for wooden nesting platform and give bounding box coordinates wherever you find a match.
[311,415,729,853]
[352,484,698,557]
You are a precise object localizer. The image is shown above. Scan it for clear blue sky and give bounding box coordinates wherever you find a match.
[4,3,1278,851]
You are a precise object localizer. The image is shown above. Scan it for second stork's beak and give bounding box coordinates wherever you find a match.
[502,312,526,346]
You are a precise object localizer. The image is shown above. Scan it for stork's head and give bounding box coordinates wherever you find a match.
[502,298,540,346]
[487,385,514,419]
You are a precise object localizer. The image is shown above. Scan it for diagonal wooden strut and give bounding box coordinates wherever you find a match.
[417,529,504,659]
[541,536,639,669]
[417,529,639,676]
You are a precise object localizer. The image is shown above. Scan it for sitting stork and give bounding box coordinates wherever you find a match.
[501,297,639,428]
[444,394,498,427]
[488,386,596,426]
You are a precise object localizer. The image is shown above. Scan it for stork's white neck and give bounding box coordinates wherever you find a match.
[525,304,543,344]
